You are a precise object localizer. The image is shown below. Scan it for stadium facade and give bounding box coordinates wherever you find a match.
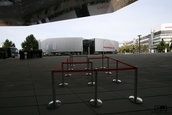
[39,37,119,55]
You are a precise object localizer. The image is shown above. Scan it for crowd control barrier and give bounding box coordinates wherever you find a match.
[47,55,143,109]
[88,55,112,75]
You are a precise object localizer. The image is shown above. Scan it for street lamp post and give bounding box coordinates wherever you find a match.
[138,35,141,53]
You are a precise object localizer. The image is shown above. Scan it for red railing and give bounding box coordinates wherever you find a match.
[53,55,135,72]
[48,55,142,110]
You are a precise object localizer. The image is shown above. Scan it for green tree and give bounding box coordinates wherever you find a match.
[135,45,139,52]
[119,45,148,53]
[119,45,133,53]
[157,40,167,52]
[21,34,38,50]
[157,40,170,52]
[141,45,148,52]
[2,39,15,48]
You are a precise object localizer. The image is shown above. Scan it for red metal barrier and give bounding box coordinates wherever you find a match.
[54,69,94,73]
[53,68,134,73]
[104,55,135,68]
[54,56,70,71]
[48,55,142,109]
[70,55,88,58]
[63,61,92,64]
[53,55,135,85]
[54,55,136,72]
[88,57,107,59]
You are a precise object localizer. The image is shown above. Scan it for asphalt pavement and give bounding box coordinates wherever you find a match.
[0,53,172,115]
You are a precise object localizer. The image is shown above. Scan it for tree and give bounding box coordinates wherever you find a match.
[157,40,167,52]
[119,44,148,53]
[2,39,15,48]
[142,45,148,52]
[119,45,133,53]
[21,34,38,50]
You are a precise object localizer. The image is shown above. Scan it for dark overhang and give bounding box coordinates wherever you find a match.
[0,0,137,26]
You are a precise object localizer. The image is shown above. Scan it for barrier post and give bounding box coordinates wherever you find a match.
[89,69,103,107]
[107,57,109,68]
[71,55,75,67]
[65,58,72,77]
[67,56,71,70]
[105,57,112,75]
[102,54,104,68]
[67,59,69,70]
[85,56,89,70]
[69,56,71,67]
[71,55,72,62]
[88,62,95,86]
[113,60,122,83]
[69,56,73,70]
[86,58,92,76]
[47,71,61,109]
[59,63,69,87]
[100,54,105,69]
[87,56,89,69]
[129,67,143,104]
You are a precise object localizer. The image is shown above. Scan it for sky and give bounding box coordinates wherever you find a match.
[0,0,172,49]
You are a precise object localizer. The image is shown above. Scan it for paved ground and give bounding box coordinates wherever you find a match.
[0,53,172,115]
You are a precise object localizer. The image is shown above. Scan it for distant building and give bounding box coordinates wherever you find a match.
[123,23,172,53]
[151,23,172,49]
[39,37,84,55]
[39,37,119,55]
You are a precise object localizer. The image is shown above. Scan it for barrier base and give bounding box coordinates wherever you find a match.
[100,67,106,69]
[89,99,103,107]
[86,73,92,76]
[59,82,69,87]
[105,71,112,75]
[129,96,143,104]
[71,64,75,67]
[88,81,95,86]
[113,79,122,83]
[47,100,61,109]
[65,74,72,77]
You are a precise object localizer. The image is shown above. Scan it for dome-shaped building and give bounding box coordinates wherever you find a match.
[39,37,119,55]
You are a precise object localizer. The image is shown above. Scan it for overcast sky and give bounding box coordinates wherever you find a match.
[0,0,172,49]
